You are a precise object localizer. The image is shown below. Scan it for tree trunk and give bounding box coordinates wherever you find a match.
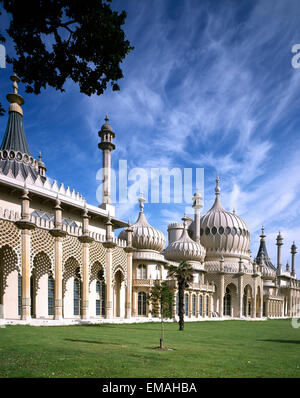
[160,304,164,348]
[178,282,184,331]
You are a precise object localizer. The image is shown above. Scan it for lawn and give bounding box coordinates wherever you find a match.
[0,319,299,378]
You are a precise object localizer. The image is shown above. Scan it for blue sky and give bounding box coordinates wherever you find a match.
[1,0,300,272]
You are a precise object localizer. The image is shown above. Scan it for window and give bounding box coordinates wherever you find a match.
[206,296,209,316]
[223,288,231,316]
[74,278,81,316]
[96,270,106,316]
[48,275,54,316]
[205,227,210,235]
[30,276,34,316]
[219,226,224,235]
[192,295,196,316]
[138,292,147,315]
[185,295,189,316]
[138,264,147,279]
[18,275,22,316]
[225,226,231,235]
[155,265,161,280]
[199,296,203,316]
[212,227,217,235]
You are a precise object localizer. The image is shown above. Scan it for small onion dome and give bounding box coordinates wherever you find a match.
[164,215,206,263]
[38,152,45,168]
[118,194,166,252]
[196,177,250,261]
[101,113,113,132]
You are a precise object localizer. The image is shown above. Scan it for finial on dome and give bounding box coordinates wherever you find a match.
[182,213,189,229]
[215,175,220,196]
[138,192,146,212]
[232,208,236,215]
[105,113,109,123]
[260,226,266,242]
[6,72,25,115]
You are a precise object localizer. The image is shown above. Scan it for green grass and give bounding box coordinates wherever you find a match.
[0,319,299,378]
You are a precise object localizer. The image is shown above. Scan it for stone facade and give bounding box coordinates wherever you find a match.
[0,74,299,325]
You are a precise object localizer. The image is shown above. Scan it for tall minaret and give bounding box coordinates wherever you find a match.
[276,231,283,274]
[291,241,297,277]
[98,114,115,206]
[192,187,203,243]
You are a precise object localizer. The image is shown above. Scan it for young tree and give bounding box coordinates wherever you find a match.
[0,0,134,115]
[148,282,173,350]
[167,261,194,331]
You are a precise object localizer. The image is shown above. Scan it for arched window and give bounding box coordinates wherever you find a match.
[138,292,147,315]
[192,295,196,316]
[199,296,203,317]
[223,287,231,316]
[155,265,161,280]
[18,274,22,316]
[138,264,147,279]
[48,275,54,316]
[96,270,106,316]
[206,296,209,316]
[74,272,81,316]
[185,295,189,316]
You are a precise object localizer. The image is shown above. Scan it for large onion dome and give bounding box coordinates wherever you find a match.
[118,194,166,252]
[165,215,206,263]
[195,177,250,262]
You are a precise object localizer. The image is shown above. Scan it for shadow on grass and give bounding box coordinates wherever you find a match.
[259,339,300,345]
[64,338,122,346]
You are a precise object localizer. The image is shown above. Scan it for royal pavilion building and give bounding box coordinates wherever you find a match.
[0,74,299,326]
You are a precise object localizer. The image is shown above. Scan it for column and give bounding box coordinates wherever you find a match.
[21,229,31,320]
[15,186,36,321]
[105,247,113,319]
[50,196,67,320]
[132,287,138,317]
[238,274,243,318]
[81,242,90,319]
[219,274,224,317]
[124,222,133,319]
[196,293,200,318]
[125,252,133,319]
[54,236,63,320]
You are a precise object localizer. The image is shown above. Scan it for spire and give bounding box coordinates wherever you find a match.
[255,226,276,270]
[210,175,225,211]
[1,73,31,155]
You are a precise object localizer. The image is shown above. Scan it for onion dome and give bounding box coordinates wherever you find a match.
[118,194,166,252]
[101,113,113,132]
[164,215,206,263]
[197,177,250,262]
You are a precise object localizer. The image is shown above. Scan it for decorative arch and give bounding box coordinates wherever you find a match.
[90,261,105,285]
[32,252,52,295]
[0,244,19,295]
[63,256,81,297]
[243,284,253,317]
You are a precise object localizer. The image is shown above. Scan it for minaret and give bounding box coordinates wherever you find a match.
[291,241,297,277]
[1,73,30,154]
[276,231,283,274]
[38,152,47,179]
[98,114,115,205]
[192,187,203,243]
